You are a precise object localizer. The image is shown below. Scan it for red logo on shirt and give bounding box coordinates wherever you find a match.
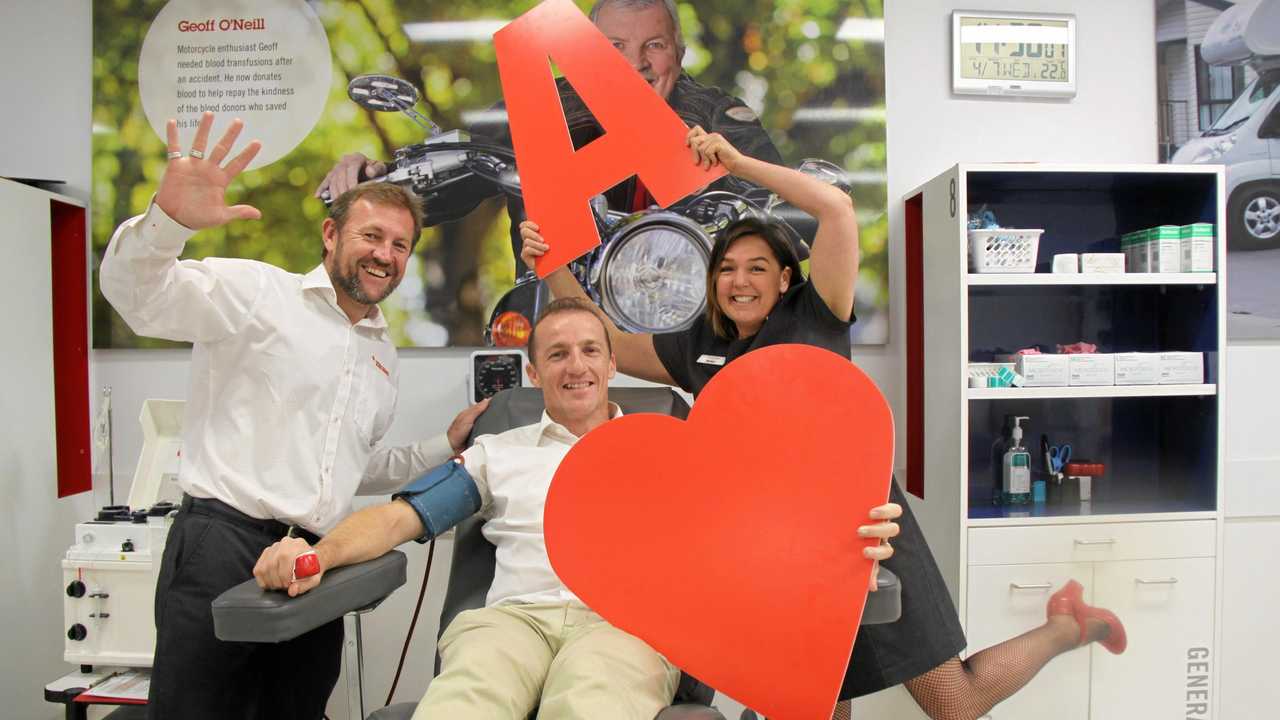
[372,355,389,378]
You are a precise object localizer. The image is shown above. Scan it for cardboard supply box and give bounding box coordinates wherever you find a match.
[1159,352,1205,384]
[994,353,1069,387]
[1080,253,1125,274]
[1113,352,1161,385]
[1066,353,1115,386]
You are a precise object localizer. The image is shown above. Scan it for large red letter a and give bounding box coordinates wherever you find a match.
[494,0,725,276]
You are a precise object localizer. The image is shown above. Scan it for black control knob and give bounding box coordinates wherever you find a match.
[66,581,86,598]
[148,501,177,517]
[67,624,88,642]
[121,539,135,553]
[96,505,130,522]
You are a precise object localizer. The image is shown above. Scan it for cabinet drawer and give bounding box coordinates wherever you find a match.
[1092,558,1216,718]
[965,563,1092,720]
[968,520,1215,565]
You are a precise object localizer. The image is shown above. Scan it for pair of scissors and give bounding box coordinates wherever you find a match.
[1049,444,1072,474]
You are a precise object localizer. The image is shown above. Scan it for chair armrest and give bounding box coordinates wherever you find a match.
[861,566,901,625]
[212,551,408,643]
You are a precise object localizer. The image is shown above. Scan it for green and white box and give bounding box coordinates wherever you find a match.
[1149,225,1182,273]
[1128,228,1150,273]
[1131,226,1152,271]
[1180,223,1214,272]
[1120,230,1141,273]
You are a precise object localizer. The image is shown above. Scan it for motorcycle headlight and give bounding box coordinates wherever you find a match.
[594,214,712,334]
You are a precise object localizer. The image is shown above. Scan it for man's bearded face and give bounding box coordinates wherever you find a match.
[323,199,414,309]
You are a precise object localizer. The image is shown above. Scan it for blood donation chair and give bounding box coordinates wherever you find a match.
[213,387,901,720]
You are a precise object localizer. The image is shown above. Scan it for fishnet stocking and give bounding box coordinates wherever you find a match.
[896,615,1080,720]
[829,590,1117,720]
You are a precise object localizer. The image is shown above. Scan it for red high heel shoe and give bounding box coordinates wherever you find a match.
[1046,579,1128,655]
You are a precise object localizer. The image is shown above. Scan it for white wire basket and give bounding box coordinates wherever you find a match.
[968,228,1043,273]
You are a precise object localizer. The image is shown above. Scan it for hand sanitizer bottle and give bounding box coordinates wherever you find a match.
[1002,416,1032,505]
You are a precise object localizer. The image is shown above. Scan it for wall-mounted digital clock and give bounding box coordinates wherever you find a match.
[952,11,1077,98]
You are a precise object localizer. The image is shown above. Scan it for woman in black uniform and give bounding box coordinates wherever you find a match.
[522,127,1126,720]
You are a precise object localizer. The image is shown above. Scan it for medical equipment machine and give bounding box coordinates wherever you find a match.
[61,399,184,669]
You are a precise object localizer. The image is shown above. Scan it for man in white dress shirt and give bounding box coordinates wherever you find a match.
[99,112,486,719]
[256,294,903,719]
[255,297,684,719]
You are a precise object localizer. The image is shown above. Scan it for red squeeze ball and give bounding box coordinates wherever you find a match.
[294,551,321,579]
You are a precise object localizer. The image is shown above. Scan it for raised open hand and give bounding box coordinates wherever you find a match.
[155,112,263,230]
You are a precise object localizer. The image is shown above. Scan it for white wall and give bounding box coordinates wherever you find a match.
[1,181,101,720]
[0,3,94,719]
[0,0,92,201]
[15,0,1280,719]
[1218,344,1280,718]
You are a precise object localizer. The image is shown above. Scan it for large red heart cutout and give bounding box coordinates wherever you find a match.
[545,344,894,719]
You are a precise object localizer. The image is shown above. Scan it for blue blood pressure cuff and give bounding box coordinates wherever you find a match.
[392,460,482,543]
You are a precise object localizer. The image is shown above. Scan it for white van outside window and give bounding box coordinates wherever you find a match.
[1172,0,1280,250]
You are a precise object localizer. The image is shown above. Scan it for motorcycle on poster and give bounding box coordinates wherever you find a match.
[333,74,850,348]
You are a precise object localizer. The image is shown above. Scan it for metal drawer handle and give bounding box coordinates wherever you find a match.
[1135,577,1179,585]
[1009,582,1053,590]
[1074,538,1117,546]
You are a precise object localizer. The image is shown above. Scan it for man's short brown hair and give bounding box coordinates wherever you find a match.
[324,183,424,258]
[527,297,614,362]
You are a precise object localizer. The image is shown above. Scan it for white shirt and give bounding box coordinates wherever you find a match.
[462,404,622,607]
[99,203,452,534]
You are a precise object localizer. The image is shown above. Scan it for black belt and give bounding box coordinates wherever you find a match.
[180,495,322,544]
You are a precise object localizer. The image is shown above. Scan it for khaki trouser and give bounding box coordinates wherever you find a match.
[413,602,680,720]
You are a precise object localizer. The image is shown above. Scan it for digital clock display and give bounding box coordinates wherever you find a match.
[958,17,1070,83]
[952,12,1076,98]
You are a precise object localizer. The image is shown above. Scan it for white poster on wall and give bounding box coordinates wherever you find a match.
[137,0,332,170]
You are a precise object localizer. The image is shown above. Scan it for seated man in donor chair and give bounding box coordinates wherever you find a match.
[255,298,900,719]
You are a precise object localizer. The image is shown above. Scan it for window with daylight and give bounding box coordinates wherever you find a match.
[1195,44,1245,130]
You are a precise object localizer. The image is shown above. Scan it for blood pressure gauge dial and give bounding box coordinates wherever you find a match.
[469,350,524,403]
